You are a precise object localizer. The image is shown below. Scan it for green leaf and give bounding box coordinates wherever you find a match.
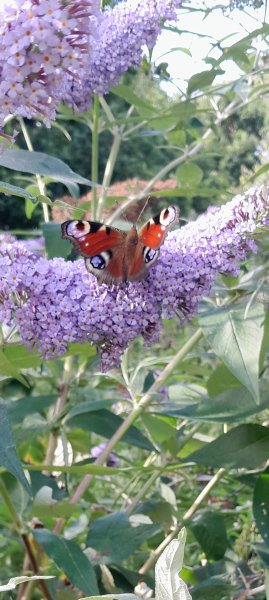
[188,424,269,469]
[41,222,71,259]
[189,511,228,560]
[255,542,269,567]
[33,529,99,596]
[25,196,36,219]
[207,363,240,396]
[0,181,37,202]
[253,473,269,546]
[87,511,160,563]
[66,398,115,420]
[191,575,233,600]
[155,528,191,600]
[0,401,31,493]
[1,344,41,370]
[112,84,154,116]
[176,162,203,186]
[0,149,93,186]
[146,186,223,198]
[68,409,155,451]
[141,414,176,443]
[248,161,269,182]
[8,394,57,425]
[160,382,269,423]
[187,69,222,94]
[166,130,186,146]
[0,348,30,386]
[0,576,54,592]
[200,303,264,404]
[63,342,96,359]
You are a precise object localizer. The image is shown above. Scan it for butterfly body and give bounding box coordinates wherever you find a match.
[61,206,179,284]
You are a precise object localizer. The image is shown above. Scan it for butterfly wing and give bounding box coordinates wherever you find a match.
[126,206,179,281]
[62,207,179,284]
[61,220,127,283]
[138,206,179,249]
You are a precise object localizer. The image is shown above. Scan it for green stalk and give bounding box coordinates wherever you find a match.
[125,423,200,516]
[91,95,99,219]
[45,355,74,465]
[0,477,22,531]
[18,117,49,223]
[96,133,121,221]
[139,467,226,575]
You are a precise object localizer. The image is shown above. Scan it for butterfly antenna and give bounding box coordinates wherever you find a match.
[135,196,150,225]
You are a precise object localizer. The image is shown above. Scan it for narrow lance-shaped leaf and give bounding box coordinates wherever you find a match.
[0,149,94,186]
[33,529,99,596]
[160,381,269,423]
[155,528,191,600]
[0,401,31,494]
[189,424,269,469]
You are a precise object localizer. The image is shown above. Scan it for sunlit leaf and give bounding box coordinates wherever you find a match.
[155,528,191,600]
[0,149,94,186]
[0,576,54,591]
[200,303,264,404]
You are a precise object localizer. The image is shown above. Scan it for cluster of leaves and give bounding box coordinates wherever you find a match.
[1,3,269,600]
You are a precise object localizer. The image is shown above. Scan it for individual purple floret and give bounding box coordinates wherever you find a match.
[0,187,268,371]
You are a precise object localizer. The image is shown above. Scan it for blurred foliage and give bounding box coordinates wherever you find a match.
[1,2,269,600]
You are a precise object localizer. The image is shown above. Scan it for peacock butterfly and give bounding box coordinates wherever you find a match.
[61,205,179,285]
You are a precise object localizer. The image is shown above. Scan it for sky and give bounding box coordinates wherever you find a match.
[153,1,269,95]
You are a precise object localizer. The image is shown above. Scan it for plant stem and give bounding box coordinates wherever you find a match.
[91,95,99,220]
[0,477,22,530]
[138,467,226,575]
[96,133,121,221]
[18,117,49,223]
[0,478,53,600]
[45,356,73,465]
[125,471,162,516]
[125,422,200,516]
[96,96,124,220]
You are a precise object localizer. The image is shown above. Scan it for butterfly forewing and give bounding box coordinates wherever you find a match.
[61,220,126,257]
[138,206,179,249]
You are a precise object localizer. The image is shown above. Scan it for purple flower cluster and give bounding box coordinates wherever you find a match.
[0,0,180,125]
[0,0,98,126]
[70,0,181,110]
[0,187,267,371]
